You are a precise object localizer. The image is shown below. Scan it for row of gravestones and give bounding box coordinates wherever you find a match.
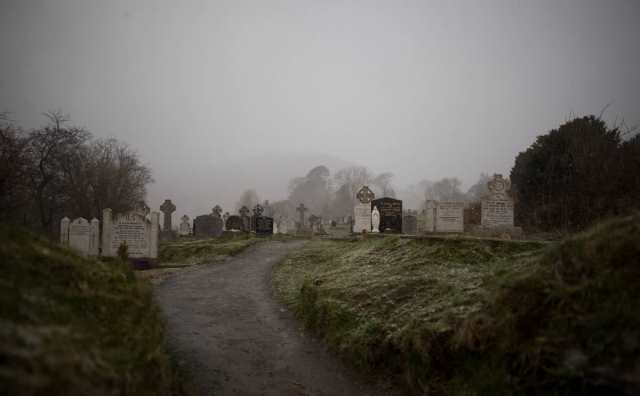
[189,203,275,237]
[352,174,516,234]
[60,207,160,259]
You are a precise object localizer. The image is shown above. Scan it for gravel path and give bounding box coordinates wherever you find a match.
[154,240,395,396]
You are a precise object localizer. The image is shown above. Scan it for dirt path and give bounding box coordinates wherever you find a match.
[154,240,395,396]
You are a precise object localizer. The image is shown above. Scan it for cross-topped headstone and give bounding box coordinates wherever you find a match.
[212,205,223,218]
[160,199,176,231]
[253,204,264,217]
[296,203,308,228]
[356,186,375,203]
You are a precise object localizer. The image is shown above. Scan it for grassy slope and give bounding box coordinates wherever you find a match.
[158,233,263,265]
[0,226,181,396]
[274,215,640,395]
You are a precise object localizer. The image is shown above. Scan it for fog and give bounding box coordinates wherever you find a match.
[2,0,639,217]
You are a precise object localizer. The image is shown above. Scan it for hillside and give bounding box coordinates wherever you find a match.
[274,215,640,395]
[0,226,181,396]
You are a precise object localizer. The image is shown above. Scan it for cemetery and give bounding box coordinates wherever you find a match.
[2,4,639,394]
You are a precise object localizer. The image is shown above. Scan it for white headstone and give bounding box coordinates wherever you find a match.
[424,200,436,232]
[353,202,372,233]
[353,186,375,233]
[481,174,515,228]
[371,206,380,233]
[89,218,100,256]
[69,217,91,256]
[102,208,159,259]
[179,215,191,236]
[435,202,465,233]
[60,217,70,245]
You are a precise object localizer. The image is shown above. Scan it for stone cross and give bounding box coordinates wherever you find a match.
[160,199,176,231]
[212,205,223,218]
[296,203,308,227]
[239,206,250,218]
[253,204,264,217]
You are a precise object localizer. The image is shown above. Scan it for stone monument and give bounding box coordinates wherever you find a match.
[160,199,177,240]
[371,206,380,233]
[371,197,402,233]
[353,186,374,233]
[481,174,515,228]
[102,208,159,259]
[179,215,191,236]
[435,202,465,233]
[296,203,309,232]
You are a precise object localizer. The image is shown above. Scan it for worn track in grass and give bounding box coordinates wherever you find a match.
[154,240,395,396]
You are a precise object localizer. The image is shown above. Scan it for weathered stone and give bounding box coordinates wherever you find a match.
[481,174,515,228]
[102,208,159,259]
[179,215,191,236]
[435,202,465,233]
[193,215,223,237]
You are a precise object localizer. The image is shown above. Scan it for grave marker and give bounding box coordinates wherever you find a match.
[481,174,515,228]
[102,208,159,259]
[371,197,402,233]
[435,202,465,232]
[353,186,374,233]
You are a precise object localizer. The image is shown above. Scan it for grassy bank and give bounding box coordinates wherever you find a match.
[159,233,263,265]
[0,225,181,396]
[274,215,640,395]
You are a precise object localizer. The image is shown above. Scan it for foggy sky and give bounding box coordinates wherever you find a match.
[2,0,639,218]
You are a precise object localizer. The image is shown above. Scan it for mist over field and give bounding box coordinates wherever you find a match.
[2,0,639,218]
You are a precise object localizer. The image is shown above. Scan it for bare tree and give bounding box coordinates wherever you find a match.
[0,116,29,222]
[25,113,90,232]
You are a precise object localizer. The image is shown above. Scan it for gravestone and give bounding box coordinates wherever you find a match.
[225,215,243,231]
[403,213,418,234]
[223,212,230,230]
[89,218,100,255]
[102,208,159,259]
[160,199,176,231]
[296,203,308,232]
[255,216,274,236]
[239,206,251,232]
[69,217,91,256]
[60,217,70,245]
[160,199,177,241]
[353,186,374,233]
[308,214,321,233]
[424,200,436,232]
[212,205,223,218]
[481,174,514,228]
[193,214,223,237]
[179,215,191,236]
[417,210,426,233]
[435,202,465,232]
[371,197,402,233]
[60,217,100,257]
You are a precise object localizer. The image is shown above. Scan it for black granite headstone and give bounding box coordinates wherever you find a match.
[254,216,274,236]
[193,215,223,237]
[372,197,403,233]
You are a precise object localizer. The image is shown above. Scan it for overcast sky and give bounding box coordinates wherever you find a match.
[1,0,639,217]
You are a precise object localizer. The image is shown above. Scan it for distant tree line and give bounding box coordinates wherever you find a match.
[238,114,639,233]
[0,111,152,236]
[511,115,640,232]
